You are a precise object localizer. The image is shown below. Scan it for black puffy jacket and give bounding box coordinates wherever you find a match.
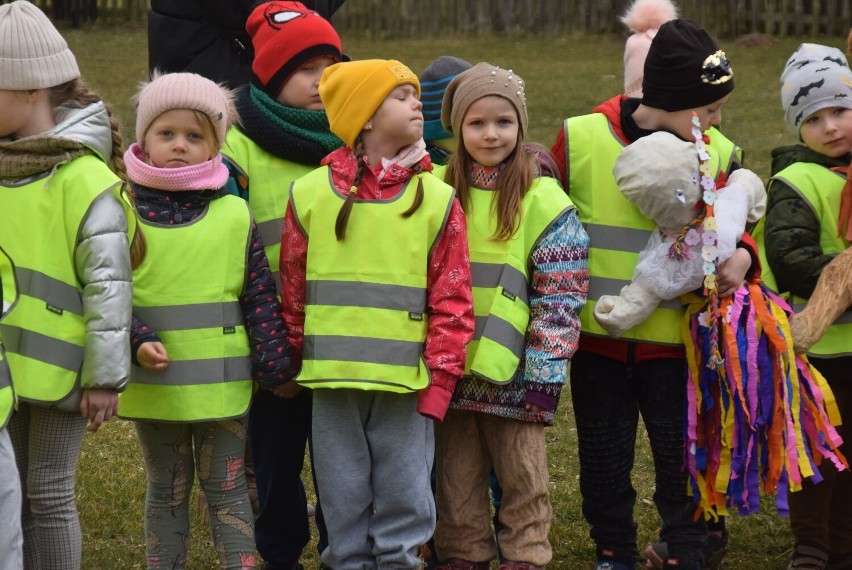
[147,0,346,89]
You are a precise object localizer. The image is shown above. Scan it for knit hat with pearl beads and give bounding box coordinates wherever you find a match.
[440,62,528,139]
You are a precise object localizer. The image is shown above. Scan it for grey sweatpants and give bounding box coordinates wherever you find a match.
[312,389,434,570]
[0,428,22,570]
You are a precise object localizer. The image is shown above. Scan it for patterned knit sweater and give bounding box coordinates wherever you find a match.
[449,163,590,425]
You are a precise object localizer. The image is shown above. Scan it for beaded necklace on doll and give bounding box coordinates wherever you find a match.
[667,114,723,368]
[690,112,724,369]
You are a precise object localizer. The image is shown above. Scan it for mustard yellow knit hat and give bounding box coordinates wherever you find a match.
[319,59,420,148]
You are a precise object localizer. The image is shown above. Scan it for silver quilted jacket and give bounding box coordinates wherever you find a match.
[50,103,132,410]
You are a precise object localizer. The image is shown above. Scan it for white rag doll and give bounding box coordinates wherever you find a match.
[593,131,766,338]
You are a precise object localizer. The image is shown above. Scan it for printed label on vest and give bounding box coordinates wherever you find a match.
[223,326,236,334]
[46,303,63,315]
[408,312,424,321]
[501,288,517,302]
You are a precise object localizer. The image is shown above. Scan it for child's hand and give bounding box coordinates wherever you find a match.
[80,388,119,432]
[138,341,169,372]
[524,403,544,413]
[269,381,301,399]
[717,248,751,297]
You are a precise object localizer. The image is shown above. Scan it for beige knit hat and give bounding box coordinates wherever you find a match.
[0,1,80,90]
[441,62,528,139]
[134,72,238,147]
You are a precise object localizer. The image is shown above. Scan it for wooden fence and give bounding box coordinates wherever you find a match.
[332,0,852,39]
[6,0,851,38]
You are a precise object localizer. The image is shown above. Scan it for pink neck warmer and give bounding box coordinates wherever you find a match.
[124,143,229,191]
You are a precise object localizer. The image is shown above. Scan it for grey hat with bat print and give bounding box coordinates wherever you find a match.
[781,43,852,134]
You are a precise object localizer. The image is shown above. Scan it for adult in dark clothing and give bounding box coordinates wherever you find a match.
[147,0,346,89]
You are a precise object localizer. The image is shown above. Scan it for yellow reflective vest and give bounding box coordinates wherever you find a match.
[0,156,121,403]
[289,166,456,391]
[758,162,851,358]
[223,127,314,296]
[566,113,723,345]
[465,177,575,383]
[119,195,254,422]
[0,245,17,429]
[706,126,743,176]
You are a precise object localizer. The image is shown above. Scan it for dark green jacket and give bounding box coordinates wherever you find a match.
[765,144,851,298]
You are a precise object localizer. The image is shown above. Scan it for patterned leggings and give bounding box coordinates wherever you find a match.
[134,417,256,570]
[8,402,87,570]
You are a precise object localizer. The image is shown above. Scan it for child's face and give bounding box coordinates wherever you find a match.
[460,95,519,167]
[799,107,852,158]
[668,95,730,141]
[276,56,337,111]
[0,89,45,139]
[143,109,214,169]
[369,84,423,149]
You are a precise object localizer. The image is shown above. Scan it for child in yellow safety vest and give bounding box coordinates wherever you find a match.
[0,3,132,567]
[0,245,22,569]
[432,63,589,570]
[220,3,345,565]
[760,42,852,570]
[280,59,475,569]
[119,72,294,570]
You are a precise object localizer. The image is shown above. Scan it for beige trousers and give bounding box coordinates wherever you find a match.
[434,409,553,566]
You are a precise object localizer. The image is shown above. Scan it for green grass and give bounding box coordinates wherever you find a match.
[63,23,850,569]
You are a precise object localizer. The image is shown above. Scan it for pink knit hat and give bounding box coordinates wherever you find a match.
[134,72,238,147]
[620,0,678,97]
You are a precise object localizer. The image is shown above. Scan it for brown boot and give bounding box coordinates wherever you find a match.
[788,544,829,570]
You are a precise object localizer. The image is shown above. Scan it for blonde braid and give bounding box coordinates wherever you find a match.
[335,137,367,241]
[400,163,425,218]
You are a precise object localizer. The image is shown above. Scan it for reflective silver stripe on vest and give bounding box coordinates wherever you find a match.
[470,263,530,305]
[588,276,683,310]
[131,356,251,385]
[306,280,427,312]
[0,325,82,372]
[257,217,283,254]
[303,335,423,366]
[473,315,525,355]
[0,357,12,390]
[792,303,852,324]
[134,302,243,331]
[17,267,82,315]
[583,223,652,254]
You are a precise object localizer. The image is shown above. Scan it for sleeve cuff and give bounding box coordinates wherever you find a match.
[417,383,453,422]
[525,381,563,413]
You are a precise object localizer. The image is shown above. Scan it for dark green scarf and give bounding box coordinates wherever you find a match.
[236,84,342,165]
